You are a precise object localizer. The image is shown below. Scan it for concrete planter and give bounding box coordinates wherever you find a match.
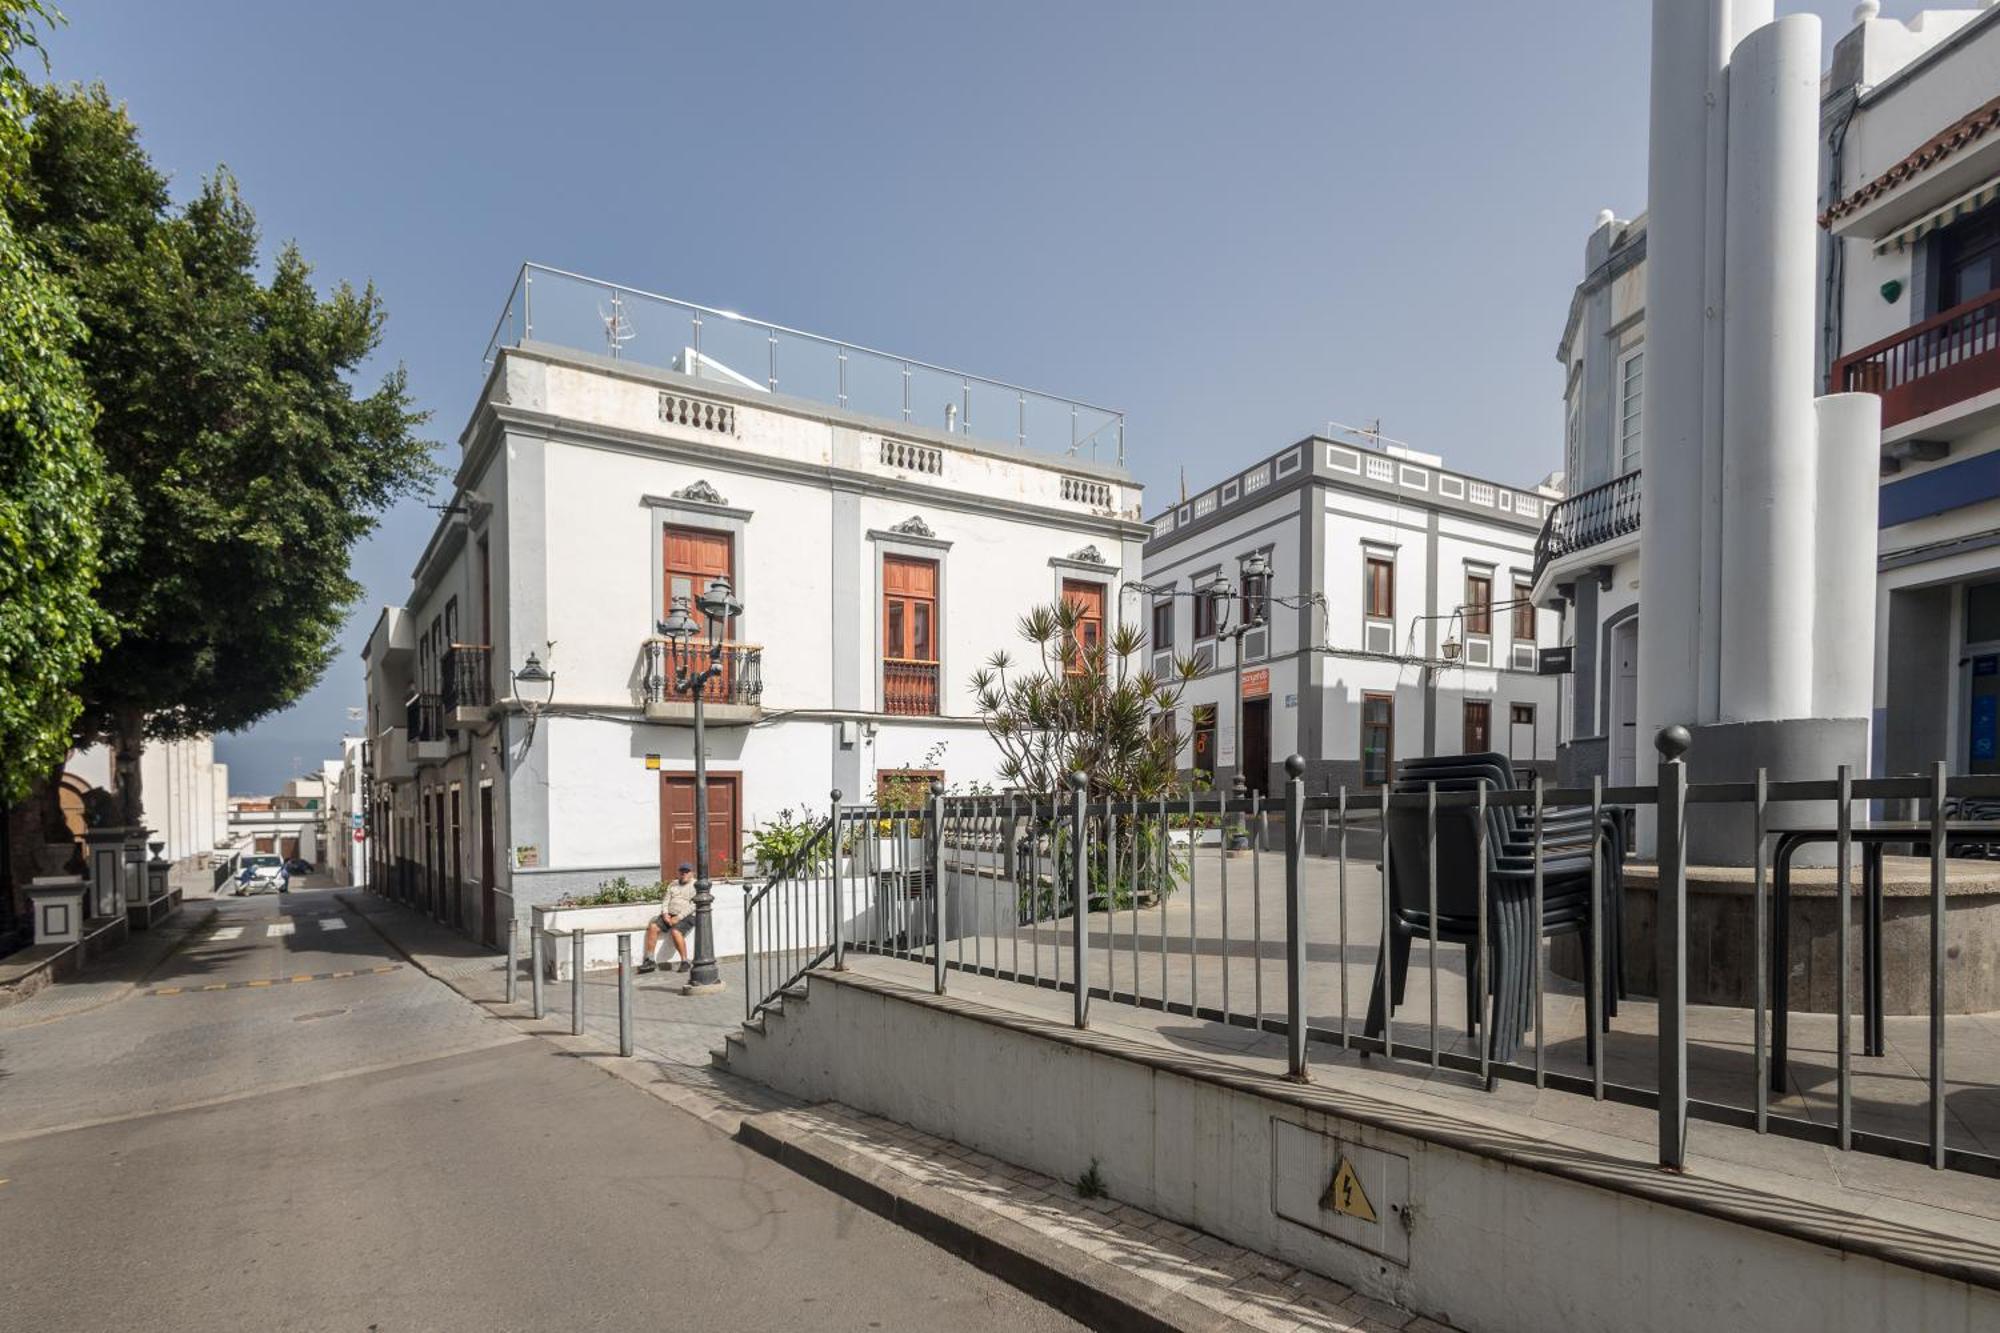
[531,886,749,979]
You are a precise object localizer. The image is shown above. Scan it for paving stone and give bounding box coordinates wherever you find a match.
[1339,1293,1414,1328]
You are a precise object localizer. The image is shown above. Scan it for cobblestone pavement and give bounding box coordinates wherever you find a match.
[0,902,215,1028]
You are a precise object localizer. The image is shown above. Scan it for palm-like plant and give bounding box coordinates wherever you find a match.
[970,599,1200,912]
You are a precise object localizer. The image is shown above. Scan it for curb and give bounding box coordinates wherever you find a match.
[735,1110,1252,1333]
[0,904,217,1028]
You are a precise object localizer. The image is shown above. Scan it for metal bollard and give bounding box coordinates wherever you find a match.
[506,918,519,1006]
[618,935,634,1057]
[930,784,947,996]
[531,928,546,1019]
[1070,771,1089,1029]
[1655,725,1691,1170]
[571,929,585,1037]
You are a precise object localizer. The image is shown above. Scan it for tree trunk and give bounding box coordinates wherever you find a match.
[115,708,145,829]
[4,760,81,930]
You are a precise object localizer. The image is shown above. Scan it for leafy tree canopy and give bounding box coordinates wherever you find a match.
[8,82,438,753]
[0,2,106,804]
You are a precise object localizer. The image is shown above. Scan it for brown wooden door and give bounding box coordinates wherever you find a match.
[1241,697,1271,797]
[660,773,741,880]
[280,835,299,862]
[450,786,464,929]
[1463,700,1491,754]
[664,526,736,698]
[1061,578,1105,668]
[479,786,497,946]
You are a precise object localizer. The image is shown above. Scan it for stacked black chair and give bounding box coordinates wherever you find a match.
[1363,754,1625,1067]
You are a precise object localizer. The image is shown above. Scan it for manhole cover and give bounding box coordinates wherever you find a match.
[293,1008,348,1023]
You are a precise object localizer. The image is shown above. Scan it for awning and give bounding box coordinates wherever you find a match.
[1874,174,2000,255]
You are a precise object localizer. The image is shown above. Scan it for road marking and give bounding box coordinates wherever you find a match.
[147,965,400,997]
[267,922,295,938]
[317,918,347,931]
[211,926,244,942]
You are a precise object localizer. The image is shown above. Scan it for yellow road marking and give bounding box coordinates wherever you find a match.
[291,974,313,983]
[247,979,271,988]
[147,964,402,997]
[156,987,182,996]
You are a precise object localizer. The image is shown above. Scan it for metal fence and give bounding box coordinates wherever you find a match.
[742,745,2000,1179]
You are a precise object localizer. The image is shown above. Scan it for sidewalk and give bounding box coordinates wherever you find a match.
[0,901,215,1027]
[342,891,1455,1333]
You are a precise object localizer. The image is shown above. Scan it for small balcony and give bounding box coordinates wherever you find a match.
[442,643,493,729]
[640,638,765,723]
[884,658,940,716]
[404,694,447,765]
[1533,469,1642,586]
[375,729,415,783]
[1833,289,2000,436]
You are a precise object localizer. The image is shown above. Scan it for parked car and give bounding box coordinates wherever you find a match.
[284,858,314,876]
[236,854,289,895]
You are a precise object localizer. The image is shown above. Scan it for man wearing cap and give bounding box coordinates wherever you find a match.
[638,863,697,974]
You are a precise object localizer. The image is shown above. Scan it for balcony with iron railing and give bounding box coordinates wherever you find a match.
[1832,288,2000,435]
[442,643,493,727]
[1532,469,1642,585]
[483,263,1127,466]
[883,659,941,716]
[404,693,447,765]
[640,638,765,722]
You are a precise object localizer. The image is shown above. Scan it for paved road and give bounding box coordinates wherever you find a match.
[0,887,1080,1331]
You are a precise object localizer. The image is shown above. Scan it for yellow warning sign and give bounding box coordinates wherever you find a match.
[1322,1156,1377,1224]
[645,754,661,770]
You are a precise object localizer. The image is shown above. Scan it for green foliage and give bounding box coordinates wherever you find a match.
[558,875,666,908]
[969,599,1196,802]
[1074,1158,1107,1200]
[7,82,439,751]
[0,3,106,803]
[747,806,830,875]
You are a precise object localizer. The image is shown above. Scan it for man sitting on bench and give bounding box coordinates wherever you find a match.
[638,864,696,974]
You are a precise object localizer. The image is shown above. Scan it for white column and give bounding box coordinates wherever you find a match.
[1718,13,1822,723]
[1812,392,1883,722]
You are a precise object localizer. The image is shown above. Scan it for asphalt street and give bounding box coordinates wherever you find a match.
[0,887,1082,1331]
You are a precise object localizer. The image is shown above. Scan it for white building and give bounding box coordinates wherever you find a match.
[1540,2,2000,786]
[64,734,226,865]
[1141,433,1563,796]
[363,266,1146,945]
[326,737,368,887]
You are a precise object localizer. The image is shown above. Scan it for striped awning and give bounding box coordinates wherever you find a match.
[1874,174,2000,255]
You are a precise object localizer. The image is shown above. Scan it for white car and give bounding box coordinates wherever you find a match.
[236,854,290,895]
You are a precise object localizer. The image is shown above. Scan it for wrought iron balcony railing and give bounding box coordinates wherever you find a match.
[1532,469,1642,583]
[640,639,765,709]
[442,643,493,716]
[405,694,445,743]
[1832,288,2000,432]
[883,658,941,716]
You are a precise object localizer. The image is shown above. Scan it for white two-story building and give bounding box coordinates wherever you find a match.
[363,266,1146,944]
[1141,432,1562,796]
[1539,4,2000,786]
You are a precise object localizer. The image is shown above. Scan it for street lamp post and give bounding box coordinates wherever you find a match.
[657,574,743,994]
[1223,552,1271,852]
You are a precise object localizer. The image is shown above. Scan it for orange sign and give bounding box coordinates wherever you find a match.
[1242,667,1271,699]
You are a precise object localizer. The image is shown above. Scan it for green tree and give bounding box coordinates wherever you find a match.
[9,82,437,815]
[0,1,105,807]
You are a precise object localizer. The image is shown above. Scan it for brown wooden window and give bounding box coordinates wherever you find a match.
[883,555,939,715]
[1365,556,1394,620]
[1361,693,1394,787]
[1193,583,1219,640]
[664,525,739,701]
[1512,580,1535,639]
[1063,579,1106,670]
[1464,572,1492,636]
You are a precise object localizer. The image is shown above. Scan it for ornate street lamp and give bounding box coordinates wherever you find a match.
[656,574,742,993]
[513,650,556,710]
[1226,550,1272,853]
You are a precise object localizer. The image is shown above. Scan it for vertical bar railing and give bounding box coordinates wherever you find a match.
[1284,757,1308,1081]
[506,918,519,1006]
[930,784,946,996]
[1070,772,1088,1029]
[1836,763,1854,1152]
[1753,768,1769,1135]
[1656,726,1690,1169]
[1379,783,1394,1062]
[1426,781,1440,1071]
[1531,774,1546,1087]
[1475,779,1489,1089]
[1337,785,1350,1050]
[1589,774,1604,1099]
[1930,760,1948,1169]
[829,790,845,971]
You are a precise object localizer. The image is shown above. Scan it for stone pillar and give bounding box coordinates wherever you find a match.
[124,831,150,908]
[83,828,130,920]
[25,876,86,946]
[146,841,170,903]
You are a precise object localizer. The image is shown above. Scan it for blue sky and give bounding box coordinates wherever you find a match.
[42,1,1867,792]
